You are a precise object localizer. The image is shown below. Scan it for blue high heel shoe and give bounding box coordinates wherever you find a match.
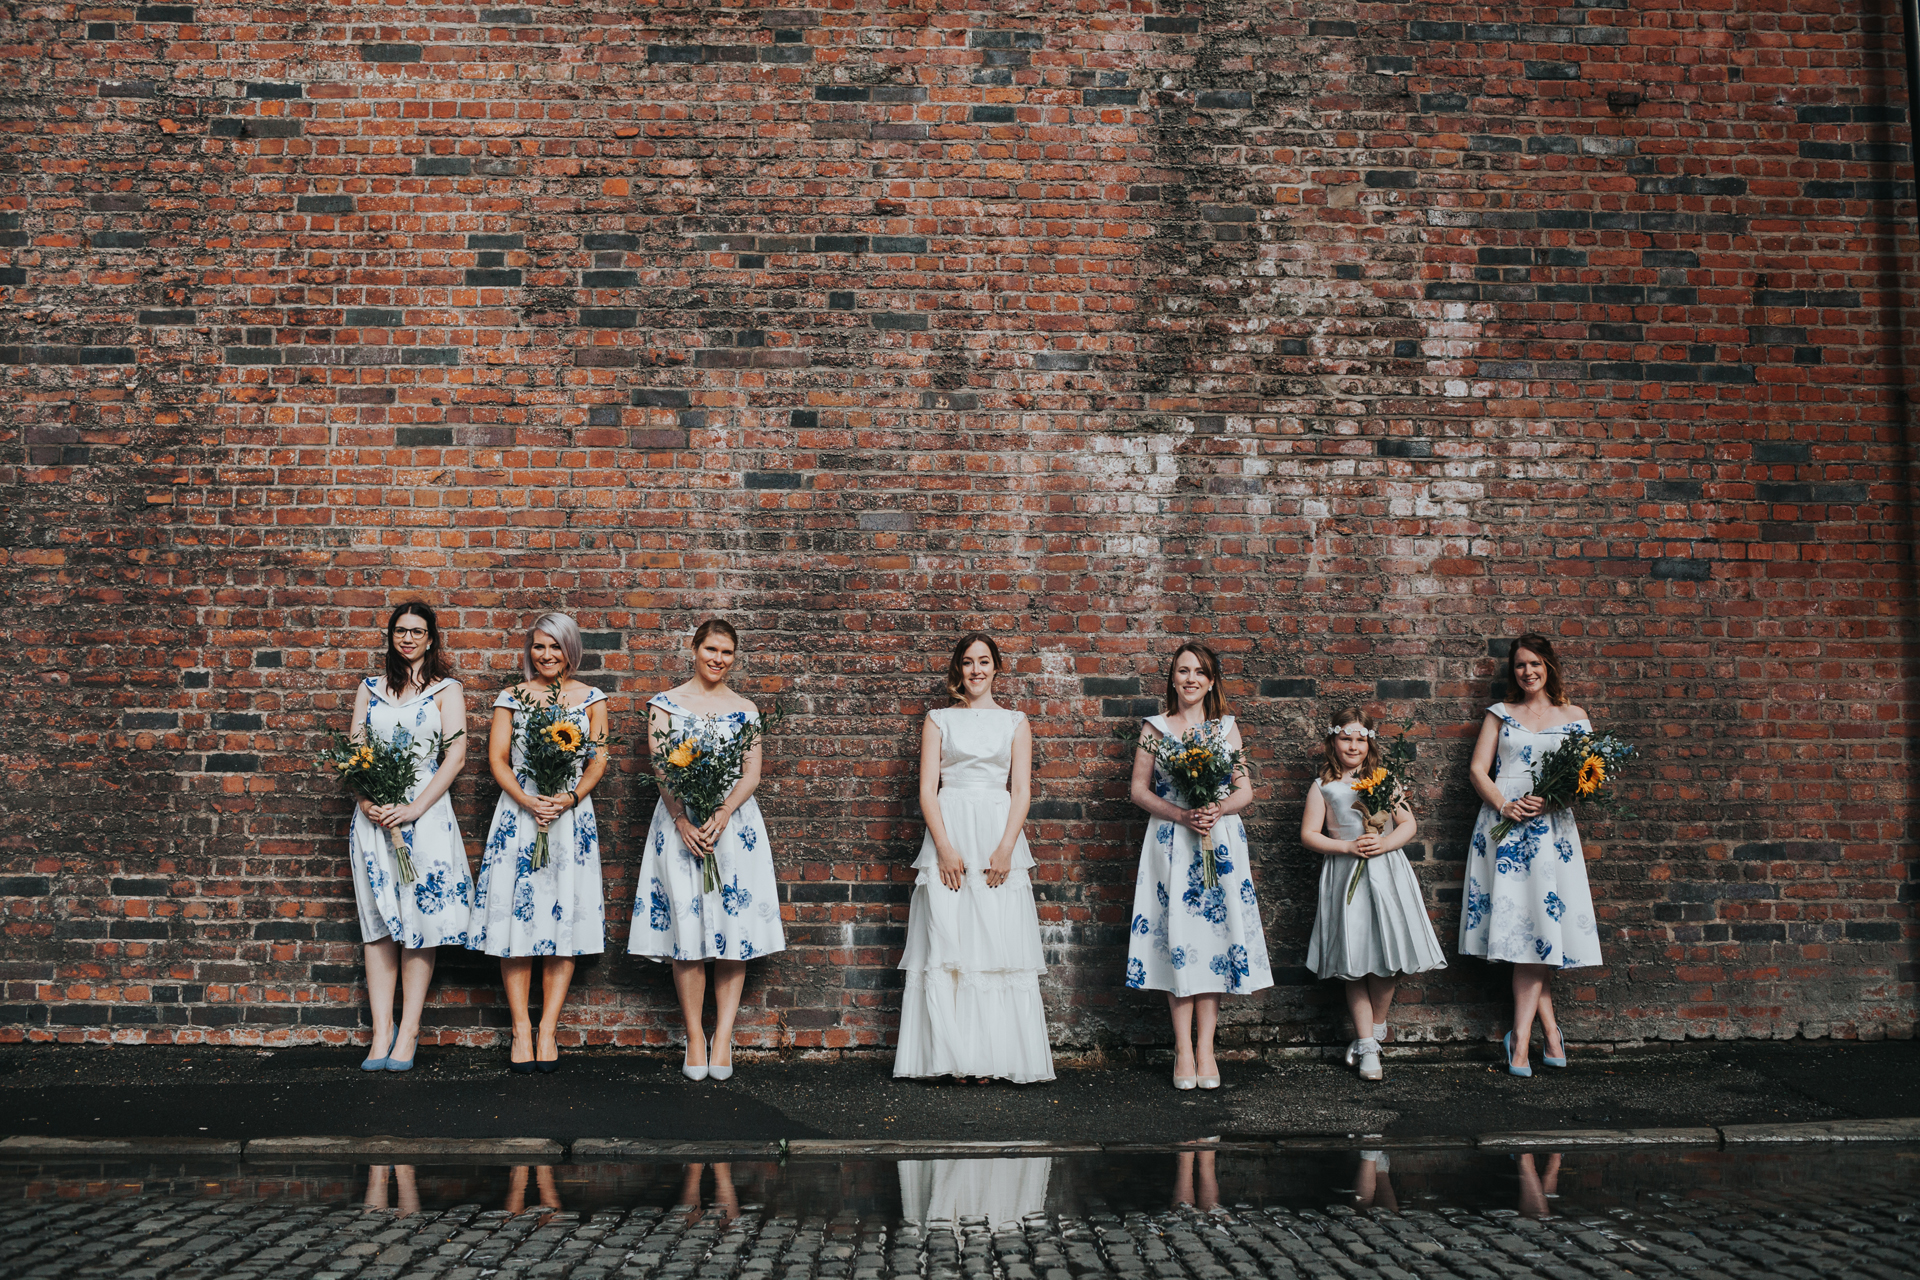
[1503,1031,1532,1078]
[360,1030,398,1072]
[1542,1037,1568,1069]
[385,1032,416,1072]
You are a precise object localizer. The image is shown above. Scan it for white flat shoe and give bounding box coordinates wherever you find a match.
[706,1037,733,1082]
[682,1043,708,1082]
[1173,1071,1198,1091]
[1344,1039,1359,1068]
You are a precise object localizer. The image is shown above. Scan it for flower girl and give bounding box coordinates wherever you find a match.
[1301,709,1445,1081]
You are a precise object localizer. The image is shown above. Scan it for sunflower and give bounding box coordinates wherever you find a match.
[349,746,375,769]
[666,740,699,769]
[1352,767,1389,794]
[1576,754,1605,796]
[545,721,584,753]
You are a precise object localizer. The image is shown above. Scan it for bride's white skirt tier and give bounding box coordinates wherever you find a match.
[895,786,1055,1084]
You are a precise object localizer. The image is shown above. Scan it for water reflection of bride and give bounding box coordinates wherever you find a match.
[899,1158,1050,1227]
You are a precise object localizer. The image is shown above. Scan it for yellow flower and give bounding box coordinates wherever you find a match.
[666,740,698,768]
[349,746,374,769]
[1353,767,1388,794]
[1576,754,1605,797]
[545,721,584,752]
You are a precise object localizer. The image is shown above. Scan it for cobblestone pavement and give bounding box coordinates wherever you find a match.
[2,1154,1917,1280]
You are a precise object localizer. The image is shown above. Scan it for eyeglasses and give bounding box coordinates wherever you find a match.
[392,627,429,639]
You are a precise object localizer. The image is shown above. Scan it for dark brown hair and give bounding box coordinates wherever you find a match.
[384,601,453,697]
[692,617,739,651]
[1163,642,1227,720]
[1505,632,1568,706]
[1319,706,1384,783]
[945,631,1002,705]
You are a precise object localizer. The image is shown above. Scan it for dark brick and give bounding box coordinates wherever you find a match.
[395,427,454,446]
[1377,438,1433,458]
[745,471,806,489]
[1082,677,1140,696]
[973,105,1018,122]
[1259,679,1317,698]
[123,711,179,729]
[362,43,423,62]
[1649,558,1711,581]
[872,312,928,331]
[1524,60,1580,79]
[581,308,637,328]
[135,4,194,18]
[1028,800,1083,820]
[415,157,472,176]
[813,236,868,254]
[1144,16,1201,33]
[1375,679,1430,699]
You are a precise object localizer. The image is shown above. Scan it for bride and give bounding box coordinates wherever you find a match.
[894,631,1055,1084]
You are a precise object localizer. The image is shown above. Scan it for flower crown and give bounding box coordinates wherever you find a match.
[1325,723,1376,739]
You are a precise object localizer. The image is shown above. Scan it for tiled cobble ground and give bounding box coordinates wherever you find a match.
[2,1159,1916,1280]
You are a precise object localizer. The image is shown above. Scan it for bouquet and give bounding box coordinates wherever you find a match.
[1344,725,1417,904]
[1488,727,1635,845]
[1138,720,1247,888]
[324,726,462,884]
[509,682,618,870]
[652,701,786,894]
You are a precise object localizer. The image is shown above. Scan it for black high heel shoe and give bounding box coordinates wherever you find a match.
[509,1031,537,1075]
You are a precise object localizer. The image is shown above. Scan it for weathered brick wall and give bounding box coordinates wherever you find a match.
[2,0,1915,1052]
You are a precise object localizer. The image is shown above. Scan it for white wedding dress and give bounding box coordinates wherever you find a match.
[894,707,1055,1083]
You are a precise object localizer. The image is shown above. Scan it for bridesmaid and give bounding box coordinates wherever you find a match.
[1458,632,1602,1076]
[629,619,786,1081]
[471,613,610,1073]
[346,601,473,1072]
[1125,642,1274,1089]
[895,631,1054,1085]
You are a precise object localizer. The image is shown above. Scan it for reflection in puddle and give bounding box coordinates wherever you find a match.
[2,1147,1916,1280]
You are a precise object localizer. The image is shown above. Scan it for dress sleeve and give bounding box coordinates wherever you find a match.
[581,687,607,708]
[492,687,521,711]
[926,707,944,735]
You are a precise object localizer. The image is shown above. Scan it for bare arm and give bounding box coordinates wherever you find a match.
[488,703,544,812]
[1129,731,1202,828]
[919,715,965,891]
[571,697,611,803]
[1469,711,1542,821]
[984,715,1033,888]
[1299,781,1344,855]
[1215,722,1253,818]
[348,683,378,821]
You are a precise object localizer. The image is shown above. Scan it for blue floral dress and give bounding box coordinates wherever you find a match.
[1124,715,1274,997]
[347,678,473,949]
[1458,703,1603,969]
[468,686,607,958]
[628,693,786,963]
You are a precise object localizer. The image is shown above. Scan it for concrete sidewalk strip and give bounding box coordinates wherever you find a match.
[0,1135,245,1158]
[1478,1127,1721,1150]
[572,1138,784,1161]
[1719,1117,1920,1144]
[242,1135,565,1161]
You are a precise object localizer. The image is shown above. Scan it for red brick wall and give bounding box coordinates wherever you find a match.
[3,0,1914,1052]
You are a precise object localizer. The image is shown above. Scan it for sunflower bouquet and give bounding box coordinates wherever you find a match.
[1139,721,1247,888]
[323,726,463,884]
[1345,725,1417,904]
[651,701,786,894]
[510,682,618,870]
[1488,727,1635,845]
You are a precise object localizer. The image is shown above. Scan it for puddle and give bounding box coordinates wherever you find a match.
[3,1148,1915,1279]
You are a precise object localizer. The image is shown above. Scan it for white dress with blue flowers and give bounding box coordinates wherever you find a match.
[895,707,1054,1083]
[628,693,786,963]
[348,677,473,949]
[1124,715,1274,998]
[469,686,607,958]
[1458,704,1603,969]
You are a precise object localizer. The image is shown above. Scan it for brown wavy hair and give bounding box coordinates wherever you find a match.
[1318,706,1384,783]
[1162,642,1227,720]
[944,631,1002,705]
[692,617,739,651]
[384,601,454,697]
[1505,632,1568,705]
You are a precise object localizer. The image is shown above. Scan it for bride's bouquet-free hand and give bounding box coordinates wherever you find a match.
[1489,727,1635,845]
[1138,721,1247,889]
[652,701,786,894]
[324,726,463,884]
[1345,723,1416,904]
[511,682,619,871]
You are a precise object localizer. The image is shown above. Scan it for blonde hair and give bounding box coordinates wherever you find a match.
[522,612,582,681]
